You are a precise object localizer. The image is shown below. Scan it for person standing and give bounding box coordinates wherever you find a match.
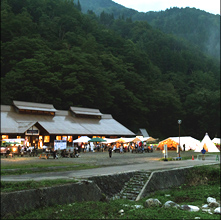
[108,146,112,158]
[6,146,10,158]
[135,143,138,153]
[113,144,116,152]
[17,145,21,157]
[120,144,123,154]
[34,144,38,156]
[52,148,58,159]
[90,142,94,152]
[201,147,206,160]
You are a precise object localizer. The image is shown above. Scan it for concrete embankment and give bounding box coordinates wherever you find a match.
[2,164,218,218]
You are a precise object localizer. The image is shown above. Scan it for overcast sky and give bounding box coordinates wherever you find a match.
[112,0,220,15]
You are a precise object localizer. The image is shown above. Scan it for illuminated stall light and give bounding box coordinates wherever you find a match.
[68,136,72,142]
[2,135,8,139]
[56,136,61,140]
[44,136,50,142]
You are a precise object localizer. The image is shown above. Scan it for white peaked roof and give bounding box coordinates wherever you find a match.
[169,136,201,151]
[195,133,220,152]
[212,138,220,144]
[73,136,91,143]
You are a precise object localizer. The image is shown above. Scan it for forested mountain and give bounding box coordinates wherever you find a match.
[1,0,220,140]
[75,0,220,60]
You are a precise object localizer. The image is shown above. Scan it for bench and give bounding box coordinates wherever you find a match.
[39,152,54,159]
[172,157,182,160]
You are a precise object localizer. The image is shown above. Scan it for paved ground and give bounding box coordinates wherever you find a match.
[1,151,219,181]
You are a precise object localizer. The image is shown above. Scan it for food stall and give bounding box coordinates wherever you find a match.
[1,138,25,155]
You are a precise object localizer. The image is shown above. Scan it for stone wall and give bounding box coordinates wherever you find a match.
[88,172,134,197]
[1,180,103,218]
[137,167,192,200]
[1,168,194,217]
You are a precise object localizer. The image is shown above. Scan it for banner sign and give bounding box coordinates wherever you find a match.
[54,140,67,150]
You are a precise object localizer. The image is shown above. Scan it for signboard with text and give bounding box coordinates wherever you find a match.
[25,126,39,135]
[54,140,67,150]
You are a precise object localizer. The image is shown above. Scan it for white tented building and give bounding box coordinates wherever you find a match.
[195,133,220,152]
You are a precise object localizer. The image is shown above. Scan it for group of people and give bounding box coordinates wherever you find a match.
[77,143,108,153]
[107,142,154,158]
[3,144,38,157]
[59,148,79,158]
[19,145,38,156]
[42,145,80,159]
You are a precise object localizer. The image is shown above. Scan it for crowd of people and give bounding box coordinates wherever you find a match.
[2,144,39,157]
[2,140,154,159]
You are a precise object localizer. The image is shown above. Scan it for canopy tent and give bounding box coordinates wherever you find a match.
[157,138,178,150]
[102,138,120,144]
[99,137,157,144]
[115,138,126,143]
[195,133,220,152]
[123,137,137,143]
[72,136,91,143]
[102,137,139,144]
[88,137,106,142]
[158,136,200,151]
[146,137,157,142]
[139,137,150,142]
[132,137,142,142]
[212,138,220,144]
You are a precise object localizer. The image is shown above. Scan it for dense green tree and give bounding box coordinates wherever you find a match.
[1,0,220,139]
[78,1,220,60]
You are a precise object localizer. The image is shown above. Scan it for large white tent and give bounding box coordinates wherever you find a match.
[212,138,220,145]
[195,133,220,152]
[158,136,200,151]
[171,136,201,151]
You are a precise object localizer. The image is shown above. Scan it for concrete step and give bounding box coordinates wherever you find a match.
[117,171,152,201]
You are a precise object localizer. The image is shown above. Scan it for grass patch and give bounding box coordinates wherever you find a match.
[1,179,79,193]
[3,183,220,219]
[2,165,220,219]
[1,164,100,175]
[185,164,220,186]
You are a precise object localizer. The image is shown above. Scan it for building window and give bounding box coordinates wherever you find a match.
[2,135,9,139]
[62,136,67,141]
[44,136,50,142]
[68,136,72,142]
[56,136,61,140]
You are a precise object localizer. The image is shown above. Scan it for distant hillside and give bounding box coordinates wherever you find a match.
[74,0,137,17]
[1,0,220,139]
[75,0,220,60]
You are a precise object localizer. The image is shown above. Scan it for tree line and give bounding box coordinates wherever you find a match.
[1,0,220,139]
